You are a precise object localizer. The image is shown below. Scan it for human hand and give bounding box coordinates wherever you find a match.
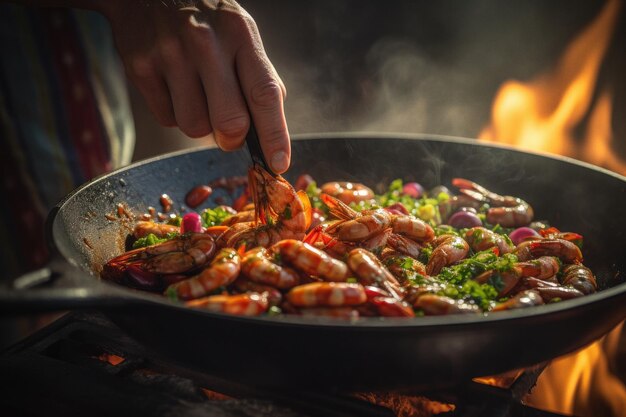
[101,0,290,173]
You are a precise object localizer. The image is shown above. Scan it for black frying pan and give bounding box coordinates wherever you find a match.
[3,133,626,391]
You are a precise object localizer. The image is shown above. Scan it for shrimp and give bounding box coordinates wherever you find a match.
[241,247,300,289]
[166,248,241,300]
[272,239,349,282]
[390,215,435,243]
[133,220,179,238]
[322,193,434,244]
[452,178,534,227]
[515,238,582,263]
[368,297,415,317]
[304,224,392,258]
[386,233,423,259]
[220,210,255,226]
[321,181,375,205]
[347,248,404,299]
[560,264,597,295]
[381,250,427,286]
[520,278,585,302]
[186,292,269,316]
[464,227,514,255]
[516,256,560,280]
[142,233,217,274]
[328,208,393,242]
[232,277,283,306]
[425,235,469,276]
[492,290,544,311]
[225,165,311,248]
[286,282,367,307]
[103,233,216,278]
[412,294,480,315]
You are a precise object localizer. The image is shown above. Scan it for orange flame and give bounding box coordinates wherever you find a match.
[479,0,624,174]
[479,0,626,415]
[526,323,626,417]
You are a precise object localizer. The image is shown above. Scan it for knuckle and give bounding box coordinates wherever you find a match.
[249,80,282,110]
[127,55,155,79]
[186,15,214,38]
[213,113,250,141]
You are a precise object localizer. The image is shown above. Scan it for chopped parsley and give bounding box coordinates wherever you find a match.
[201,206,232,227]
[132,232,178,249]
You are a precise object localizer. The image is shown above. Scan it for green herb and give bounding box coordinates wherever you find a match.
[165,286,179,301]
[132,232,178,249]
[167,215,182,227]
[201,206,232,227]
[346,277,358,283]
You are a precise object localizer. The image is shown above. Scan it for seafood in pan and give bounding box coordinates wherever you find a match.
[101,167,596,318]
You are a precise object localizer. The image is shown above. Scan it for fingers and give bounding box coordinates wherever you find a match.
[161,39,213,138]
[183,13,250,150]
[112,2,290,173]
[126,57,177,127]
[236,45,290,173]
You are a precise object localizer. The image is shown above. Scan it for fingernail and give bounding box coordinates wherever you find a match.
[270,151,289,173]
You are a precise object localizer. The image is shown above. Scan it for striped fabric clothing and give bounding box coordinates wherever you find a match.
[0,5,134,278]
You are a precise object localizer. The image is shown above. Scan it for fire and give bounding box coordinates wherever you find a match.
[479,0,625,174]
[479,0,626,415]
[526,323,626,417]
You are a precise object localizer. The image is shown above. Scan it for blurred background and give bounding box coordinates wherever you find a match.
[132,0,625,176]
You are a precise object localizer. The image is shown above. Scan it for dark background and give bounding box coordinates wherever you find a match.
[135,1,621,160]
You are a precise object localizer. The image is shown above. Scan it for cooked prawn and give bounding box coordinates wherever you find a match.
[133,220,179,238]
[347,248,404,299]
[412,294,480,315]
[464,227,514,255]
[104,233,216,277]
[186,292,269,316]
[272,239,349,282]
[241,247,300,289]
[224,165,311,248]
[286,282,367,307]
[166,248,241,300]
[425,235,469,276]
[515,238,582,263]
[560,264,597,295]
[452,178,533,227]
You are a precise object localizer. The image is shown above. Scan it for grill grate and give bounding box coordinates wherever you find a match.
[0,312,572,417]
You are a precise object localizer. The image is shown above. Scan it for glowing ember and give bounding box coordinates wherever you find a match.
[96,353,125,366]
[479,0,625,174]
[355,392,454,417]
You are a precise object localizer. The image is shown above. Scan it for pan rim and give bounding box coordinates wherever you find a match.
[49,132,626,329]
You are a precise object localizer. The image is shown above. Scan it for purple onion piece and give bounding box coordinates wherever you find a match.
[448,211,482,229]
[509,227,541,246]
[402,182,424,199]
[181,212,203,234]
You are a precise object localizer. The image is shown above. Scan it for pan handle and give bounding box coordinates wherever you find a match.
[0,257,145,315]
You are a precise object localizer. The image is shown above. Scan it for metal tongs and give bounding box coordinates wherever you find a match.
[244,122,276,177]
